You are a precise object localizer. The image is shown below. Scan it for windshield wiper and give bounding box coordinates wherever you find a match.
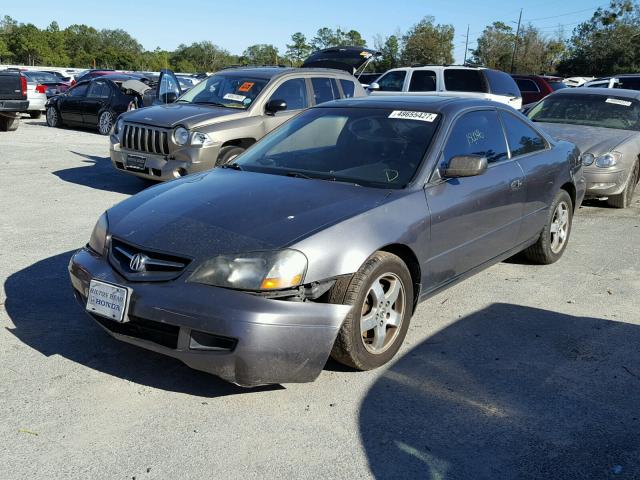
[221,162,243,170]
[192,101,230,108]
[284,171,313,179]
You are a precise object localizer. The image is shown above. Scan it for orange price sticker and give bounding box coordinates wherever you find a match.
[238,82,255,92]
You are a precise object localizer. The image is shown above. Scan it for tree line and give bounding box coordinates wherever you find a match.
[1,1,639,76]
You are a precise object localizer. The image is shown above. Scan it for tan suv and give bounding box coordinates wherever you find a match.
[109,47,376,181]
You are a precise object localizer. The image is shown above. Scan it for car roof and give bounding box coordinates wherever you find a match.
[552,87,640,100]
[316,95,506,113]
[216,66,354,80]
[387,65,487,72]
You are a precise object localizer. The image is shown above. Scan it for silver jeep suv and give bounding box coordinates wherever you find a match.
[109,47,375,181]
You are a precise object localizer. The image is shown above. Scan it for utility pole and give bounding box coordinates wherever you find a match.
[463,24,470,65]
[510,8,522,73]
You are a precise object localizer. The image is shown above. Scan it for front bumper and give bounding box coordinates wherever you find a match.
[584,168,629,197]
[68,248,351,386]
[109,137,221,181]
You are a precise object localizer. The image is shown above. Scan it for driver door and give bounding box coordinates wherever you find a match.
[151,69,182,106]
[60,82,89,123]
[262,77,311,135]
[423,109,525,288]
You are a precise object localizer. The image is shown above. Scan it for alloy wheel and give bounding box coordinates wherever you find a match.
[549,201,570,254]
[98,111,113,135]
[46,107,58,127]
[360,273,406,354]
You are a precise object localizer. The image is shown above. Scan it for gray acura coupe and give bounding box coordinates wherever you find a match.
[69,96,585,386]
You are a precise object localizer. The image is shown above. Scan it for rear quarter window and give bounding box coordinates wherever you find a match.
[485,70,520,96]
[340,79,356,98]
[515,78,539,93]
[444,69,487,93]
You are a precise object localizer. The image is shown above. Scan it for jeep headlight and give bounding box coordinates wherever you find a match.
[173,126,189,146]
[581,152,595,166]
[189,249,307,291]
[88,212,108,256]
[191,131,214,147]
[114,117,124,135]
[595,152,620,168]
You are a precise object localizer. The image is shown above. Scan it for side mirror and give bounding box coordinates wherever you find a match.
[160,91,178,104]
[444,155,488,178]
[367,82,380,91]
[265,99,287,115]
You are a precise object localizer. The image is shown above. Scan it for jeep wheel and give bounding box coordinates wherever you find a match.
[216,146,245,166]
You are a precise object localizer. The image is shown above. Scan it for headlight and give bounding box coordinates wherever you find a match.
[189,249,308,291]
[88,212,108,255]
[191,131,214,147]
[114,118,124,135]
[173,126,189,146]
[581,152,595,166]
[595,152,620,168]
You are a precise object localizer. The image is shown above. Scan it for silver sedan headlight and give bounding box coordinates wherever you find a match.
[189,249,308,291]
[173,126,189,146]
[88,212,108,256]
[595,152,620,168]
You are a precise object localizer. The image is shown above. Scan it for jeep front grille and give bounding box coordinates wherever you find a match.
[122,124,170,155]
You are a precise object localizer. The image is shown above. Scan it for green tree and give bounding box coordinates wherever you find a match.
[310,27,367,51]
[285,32,311,66]
[242,44,279,65]
[401,16,454,65]
[373,33,400,71]
[471,22,515,71]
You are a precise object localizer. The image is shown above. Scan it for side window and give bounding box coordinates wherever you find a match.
[443,110,508,165]
[87,80,110,99]
[444,69,487,93]
[270,78,308,110]
[587,81,607,88]
[339,79,356,98]
[311,77,340,105]
[515,78,539,93]
[69,83,89,97]
[615,77,640,90]
[376,71,406,91]
[409,70,437,92]
[484,70,520,96]
[499,111,546,157]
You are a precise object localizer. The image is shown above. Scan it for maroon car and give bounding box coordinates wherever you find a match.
[512,75,566,105]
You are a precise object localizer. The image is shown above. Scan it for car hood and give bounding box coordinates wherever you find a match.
[107,169,391,261]
[536,122,636,155]
[121,103,244,129]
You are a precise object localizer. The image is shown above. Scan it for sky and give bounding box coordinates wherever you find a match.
[2,0,611,63]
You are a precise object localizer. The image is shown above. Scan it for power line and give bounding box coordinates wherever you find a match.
[525,4,608,22]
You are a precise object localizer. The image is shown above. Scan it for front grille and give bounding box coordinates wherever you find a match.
[109,237,191,282]
[93,314,180,349]
[122,124,170,155]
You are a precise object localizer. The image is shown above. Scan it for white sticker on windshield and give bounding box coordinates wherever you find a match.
[388,110,438,122]
[605,98,632,107]
[223,93,246,102]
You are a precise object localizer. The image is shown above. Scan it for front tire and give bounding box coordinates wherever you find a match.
[216,146,245,166]
[330,251,413,370]
[524,189,573,264]
[97,110,114,135]
[607,160,639,209]
[46,107,61,128]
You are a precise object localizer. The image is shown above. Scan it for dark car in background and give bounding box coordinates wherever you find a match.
[71,69,116,86]
[46,74,148,134]
[70,96,583,386]
[512,75,567,104]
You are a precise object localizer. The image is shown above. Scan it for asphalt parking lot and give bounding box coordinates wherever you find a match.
[1,118,639,480]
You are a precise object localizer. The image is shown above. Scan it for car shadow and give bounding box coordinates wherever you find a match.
[359,303,640,479]
[52,151,150,195]
[3,250,283,397]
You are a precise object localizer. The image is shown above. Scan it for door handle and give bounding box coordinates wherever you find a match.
[510,178,523,190]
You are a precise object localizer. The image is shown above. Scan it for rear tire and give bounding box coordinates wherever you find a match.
[216,146,245,166]
[29,111,42,119]
[330,251,413,370]
[524,189,573,264]
[0,116,19,131]
[607,160,639,209]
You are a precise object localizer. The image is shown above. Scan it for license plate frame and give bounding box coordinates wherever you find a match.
[125,154,147,171]
[85,279,131,323]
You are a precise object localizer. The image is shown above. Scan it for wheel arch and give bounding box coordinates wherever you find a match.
[560,182,577,212]
[221,138,257,150]
[378,243,422,311]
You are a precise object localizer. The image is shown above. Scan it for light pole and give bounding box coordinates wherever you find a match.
[510,9,522,73]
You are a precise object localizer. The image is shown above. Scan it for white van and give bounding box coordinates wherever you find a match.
[369,65,523,110]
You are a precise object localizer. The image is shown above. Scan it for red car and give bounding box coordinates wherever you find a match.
[512,75,567,105]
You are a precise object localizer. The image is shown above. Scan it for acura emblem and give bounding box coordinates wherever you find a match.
[129,253,149,272]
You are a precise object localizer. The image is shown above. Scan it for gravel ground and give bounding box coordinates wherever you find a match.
[1,118,639,480]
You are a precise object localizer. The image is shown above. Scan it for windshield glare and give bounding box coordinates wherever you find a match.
[177,75,268,109]
[234,107,440,188]
[529,94,640,131]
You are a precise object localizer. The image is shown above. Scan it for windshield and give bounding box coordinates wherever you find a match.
[177,74,268,109]
[528,94,640,131]
[24,72,61,83]
[234,107,440,188]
